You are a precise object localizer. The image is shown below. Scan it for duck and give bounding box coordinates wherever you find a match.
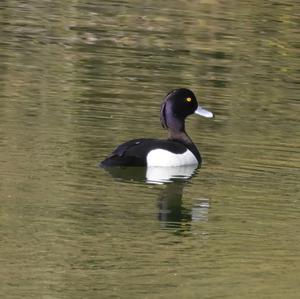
[100,88,213,167]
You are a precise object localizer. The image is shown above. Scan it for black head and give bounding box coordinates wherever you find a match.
[160,89,197,128]
[160,88,213,129]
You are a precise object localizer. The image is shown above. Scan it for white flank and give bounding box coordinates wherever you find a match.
[146,149,198,167]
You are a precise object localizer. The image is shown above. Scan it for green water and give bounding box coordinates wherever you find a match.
[0,1,299,298]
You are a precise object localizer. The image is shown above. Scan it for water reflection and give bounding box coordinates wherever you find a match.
[146,165,198,184]
[101,166,147,183]
[102,164,198,184]
[158,181,210,232]
[102,165,209,231]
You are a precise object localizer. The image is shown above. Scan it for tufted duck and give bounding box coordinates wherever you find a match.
[100,88,213,167]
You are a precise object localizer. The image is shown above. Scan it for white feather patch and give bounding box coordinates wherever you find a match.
[146,149,198,167]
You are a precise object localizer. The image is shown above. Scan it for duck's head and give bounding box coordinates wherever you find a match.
[160,88,213,130]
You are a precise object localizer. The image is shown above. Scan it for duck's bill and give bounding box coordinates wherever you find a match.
[195,106,214,118]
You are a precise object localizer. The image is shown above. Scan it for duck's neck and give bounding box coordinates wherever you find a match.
[166,118,190,143]
[168,128,193,144]
[167,117,202,160]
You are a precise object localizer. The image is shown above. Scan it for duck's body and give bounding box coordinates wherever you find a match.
[100,88,213,168]
[101,138,200,167]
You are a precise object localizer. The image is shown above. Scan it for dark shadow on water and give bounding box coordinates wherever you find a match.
[102,166,148,183]
[102,165,210,233]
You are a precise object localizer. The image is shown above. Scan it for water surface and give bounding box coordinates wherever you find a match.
[0,1,299,298]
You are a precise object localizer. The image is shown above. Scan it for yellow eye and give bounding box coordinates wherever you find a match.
[186,97,192,102]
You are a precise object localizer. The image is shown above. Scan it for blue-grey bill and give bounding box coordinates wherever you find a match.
[195,106,214,118]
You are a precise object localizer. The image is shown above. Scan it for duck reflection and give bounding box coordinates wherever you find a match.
[145,165,198,184]
[102,165,209,230]
[157,181,210,230]
[157,181,191,228]
[103,164,198,184]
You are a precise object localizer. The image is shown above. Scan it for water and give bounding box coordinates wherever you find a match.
[0,0,299,298]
